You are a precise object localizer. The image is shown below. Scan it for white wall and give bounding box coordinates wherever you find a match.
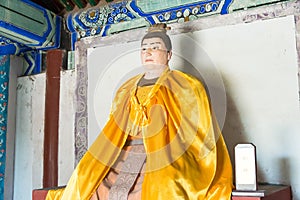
[194,14,300,193]
[13,70,76,199]
[14,73,46,200]
[194,14,299,175]
[5,56,23,200]
[58,70,76,186]
[87,15,300,199]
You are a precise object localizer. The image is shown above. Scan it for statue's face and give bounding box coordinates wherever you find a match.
[141,37,171,69]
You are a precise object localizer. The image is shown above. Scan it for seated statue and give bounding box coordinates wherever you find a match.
[46,23,233,200]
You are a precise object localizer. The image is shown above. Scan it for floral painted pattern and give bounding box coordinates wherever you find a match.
[68,0,233,39]
[0,55,9,200]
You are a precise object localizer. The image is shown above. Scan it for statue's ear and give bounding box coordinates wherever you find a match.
[167,51,172,61]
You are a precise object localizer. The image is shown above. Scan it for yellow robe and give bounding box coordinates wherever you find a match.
[46,68,233,200]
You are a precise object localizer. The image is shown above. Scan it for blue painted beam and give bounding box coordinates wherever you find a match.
[0,0,62,75]
[65,0,234,49]
[0,0,61,53]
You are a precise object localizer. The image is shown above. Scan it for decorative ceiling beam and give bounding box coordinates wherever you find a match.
[87,0,100,6]
[0,0,61,54]
[72,0,88,9]
[65,0,233,49]
[30,0,66,15]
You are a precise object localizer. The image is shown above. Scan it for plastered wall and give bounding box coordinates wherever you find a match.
[14,70,76,200]
[14,73,46,200]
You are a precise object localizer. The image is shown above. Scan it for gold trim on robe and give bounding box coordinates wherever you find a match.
[46,68,233,200]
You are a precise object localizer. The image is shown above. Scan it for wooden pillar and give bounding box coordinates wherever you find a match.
[43,50,65,188]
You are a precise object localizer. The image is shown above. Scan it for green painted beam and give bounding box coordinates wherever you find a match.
[59,0,75,11]
[0,0,47,36]
[72,0,87,9]
[87,0,100,6]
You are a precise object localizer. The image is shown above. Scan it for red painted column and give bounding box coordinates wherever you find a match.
[43,49,65,188]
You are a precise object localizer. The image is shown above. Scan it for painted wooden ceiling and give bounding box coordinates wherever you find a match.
[29,0,117,16]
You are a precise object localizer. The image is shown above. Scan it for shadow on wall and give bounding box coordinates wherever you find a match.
[221,92,247,184]
[221,93,292,186]
[276,157,291,185]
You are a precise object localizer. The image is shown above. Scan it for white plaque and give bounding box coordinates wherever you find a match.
[235,143,257,191]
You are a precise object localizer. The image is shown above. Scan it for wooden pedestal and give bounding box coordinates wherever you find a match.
[32,189,48,200]
[32,186,65,200]
[232,184,292,200]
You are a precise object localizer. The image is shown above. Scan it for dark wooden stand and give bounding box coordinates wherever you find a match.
[232,184,292,200]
